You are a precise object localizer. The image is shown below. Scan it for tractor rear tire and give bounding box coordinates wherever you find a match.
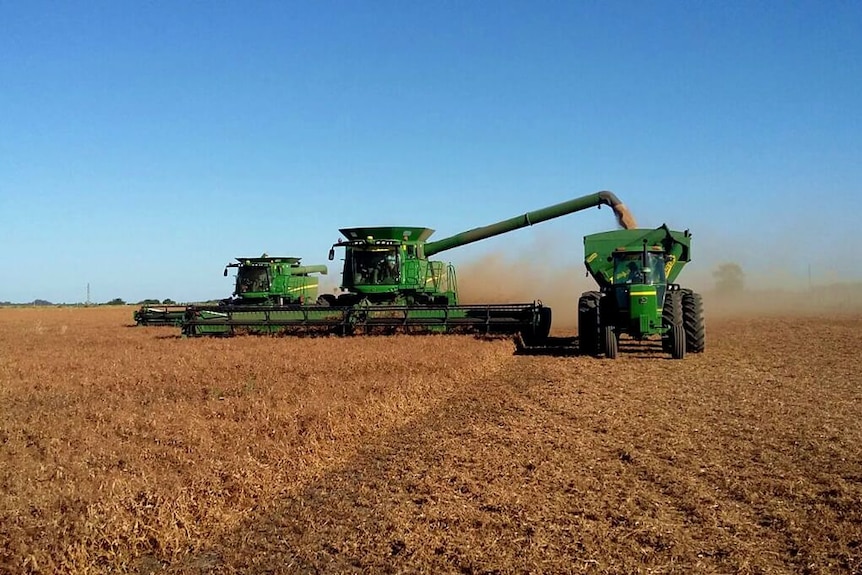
[603,324,618,359]
[681,289,706,353]
[578,291,601,357]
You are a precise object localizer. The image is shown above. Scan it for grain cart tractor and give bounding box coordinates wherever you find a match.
[578,225,705,359]
[183,191,636,342]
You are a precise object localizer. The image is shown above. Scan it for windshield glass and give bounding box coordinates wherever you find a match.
[236,266,270,293]
[613,252,666,285]
[347,247,400,285]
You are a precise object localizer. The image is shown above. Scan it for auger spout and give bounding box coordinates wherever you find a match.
[424,190,636,257]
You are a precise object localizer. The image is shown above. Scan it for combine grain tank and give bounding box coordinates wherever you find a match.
[184,191,635,342]
[579,225,705,359]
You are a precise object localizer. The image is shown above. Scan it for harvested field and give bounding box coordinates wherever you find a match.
[1,305,861,574]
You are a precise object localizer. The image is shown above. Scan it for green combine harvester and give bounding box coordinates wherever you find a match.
[578,225,705,359]
[178,255,328,332]
[183,191,636,342]
[133,256,326,326]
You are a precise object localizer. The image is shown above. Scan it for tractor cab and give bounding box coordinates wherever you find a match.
[609,246,669,336]
[612,250,667,286]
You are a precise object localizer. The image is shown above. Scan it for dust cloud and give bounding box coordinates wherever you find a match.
[703,284,862,319]
[456,250,594,330]
[457,249,862,331]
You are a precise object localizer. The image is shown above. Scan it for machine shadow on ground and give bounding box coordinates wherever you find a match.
[514,335,578,357]
[515,336,677,359]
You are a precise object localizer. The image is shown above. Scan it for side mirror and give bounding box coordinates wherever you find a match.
[223,268,228,277]
[328,248,335,261]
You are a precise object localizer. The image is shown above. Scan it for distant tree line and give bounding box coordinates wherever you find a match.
[0,297,178,306]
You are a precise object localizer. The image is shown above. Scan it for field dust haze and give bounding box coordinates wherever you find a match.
[458,245,862,331]
[457,250,594,330]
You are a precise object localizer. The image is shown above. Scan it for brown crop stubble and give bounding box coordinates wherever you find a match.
[0,306,515,573]
[1,306,861,574]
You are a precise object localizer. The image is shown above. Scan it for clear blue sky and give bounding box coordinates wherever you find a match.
[1,1,860,303]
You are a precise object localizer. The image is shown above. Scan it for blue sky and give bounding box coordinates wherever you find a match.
[1,1,860,303]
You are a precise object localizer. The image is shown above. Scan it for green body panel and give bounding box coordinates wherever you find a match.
[625,286,662,337]
[584,225,691,289]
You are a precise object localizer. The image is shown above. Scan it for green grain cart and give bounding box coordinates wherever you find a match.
[184,191,635,342]
[579,225,705,359]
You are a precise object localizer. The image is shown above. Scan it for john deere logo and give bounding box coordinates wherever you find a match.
[638,296,648,304]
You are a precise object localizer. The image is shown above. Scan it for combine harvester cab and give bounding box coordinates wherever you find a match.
[183,191,636,343]
[579,225,705,359]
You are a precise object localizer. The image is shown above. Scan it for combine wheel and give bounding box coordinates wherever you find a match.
[578,291,601,357]
[681,289,706,353]
[603,324,618,359]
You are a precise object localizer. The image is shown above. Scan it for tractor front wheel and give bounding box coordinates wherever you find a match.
[671,322,686,359]
[662,291,686,359]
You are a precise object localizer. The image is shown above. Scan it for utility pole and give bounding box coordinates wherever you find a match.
[86,283,91,306]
